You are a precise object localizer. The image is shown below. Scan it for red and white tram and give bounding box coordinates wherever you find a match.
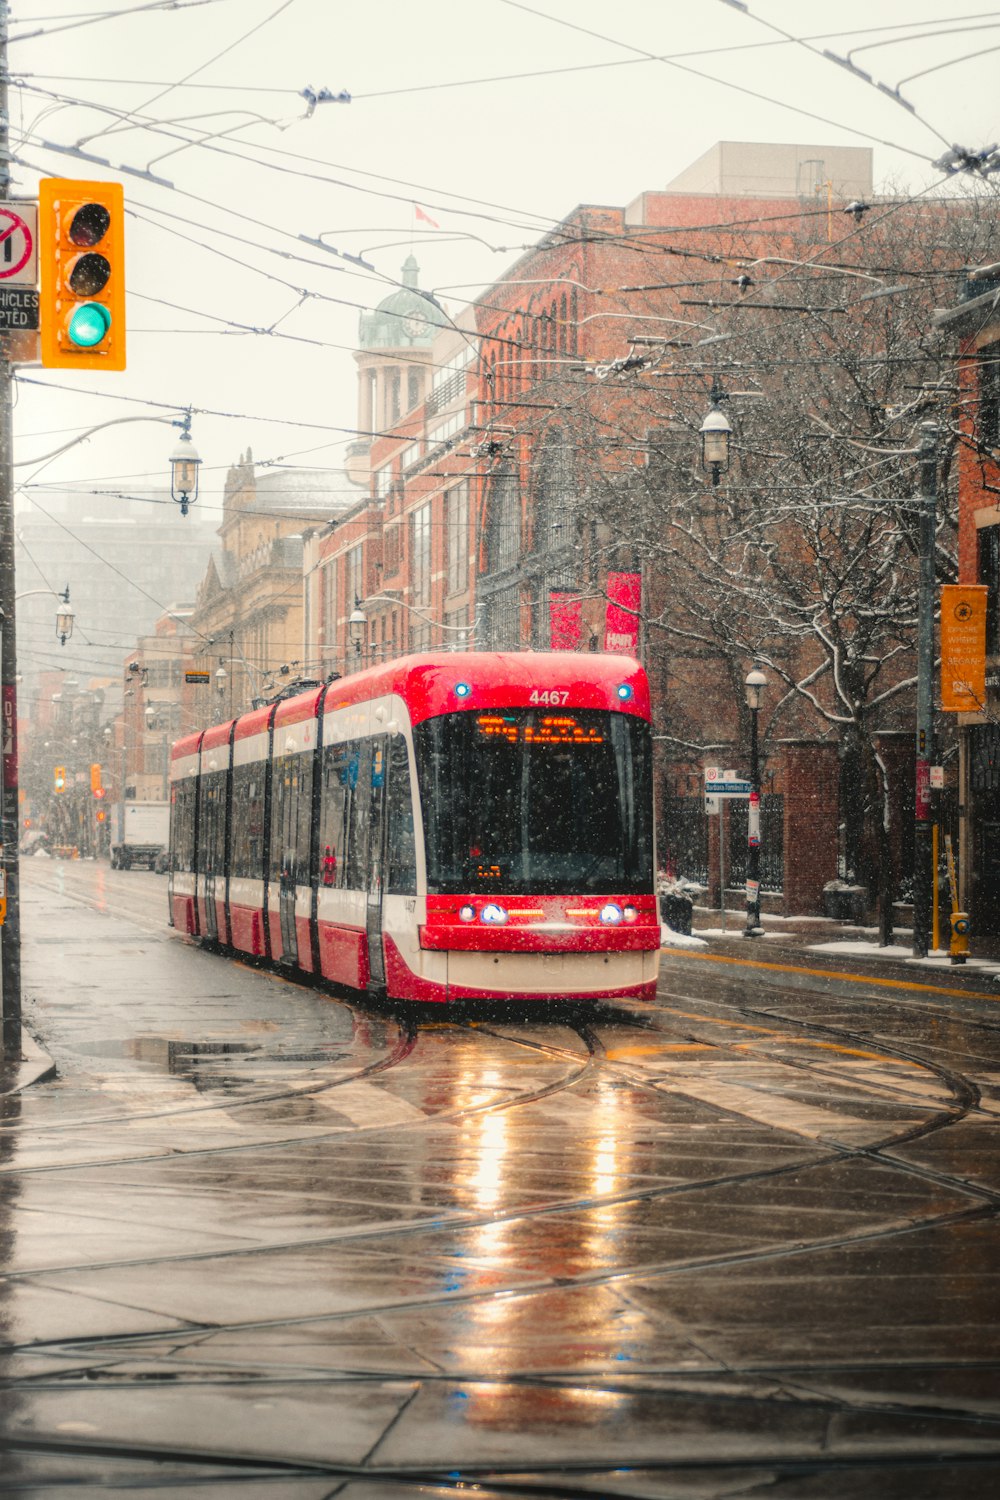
[168,652,660,1004]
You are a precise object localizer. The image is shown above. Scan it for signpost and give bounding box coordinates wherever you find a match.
[704,768,751,931]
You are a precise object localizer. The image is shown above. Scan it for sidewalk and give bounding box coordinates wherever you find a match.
[0,1026,56,1095]
[672,905,1000,992]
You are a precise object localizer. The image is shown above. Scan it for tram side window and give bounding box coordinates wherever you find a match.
[346,740,372,890]
[230,764,265,880]
[170,781,196,873]
[199,771,227,874]
[271,754,300,883]
[319,742,352,888]
[386,735,416,894]
[294,755,314,881]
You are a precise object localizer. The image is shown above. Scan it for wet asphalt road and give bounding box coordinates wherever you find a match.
[2,859,1000,1496]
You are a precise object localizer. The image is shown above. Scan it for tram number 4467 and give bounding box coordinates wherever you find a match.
[530,690,569,706]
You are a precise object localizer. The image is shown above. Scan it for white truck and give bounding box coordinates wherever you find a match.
[109,801,170,871]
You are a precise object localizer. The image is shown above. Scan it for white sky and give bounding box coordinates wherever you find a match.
[9,0,1000,524]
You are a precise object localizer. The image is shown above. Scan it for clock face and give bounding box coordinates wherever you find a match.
[402,314,424,338]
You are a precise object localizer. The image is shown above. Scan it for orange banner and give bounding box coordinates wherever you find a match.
[940,584,987,712]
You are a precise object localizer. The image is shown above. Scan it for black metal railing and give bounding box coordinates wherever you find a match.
[729,794,784,891]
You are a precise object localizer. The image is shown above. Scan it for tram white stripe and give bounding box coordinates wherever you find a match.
[309,1082,428,1128]
[655,1072,882,1141]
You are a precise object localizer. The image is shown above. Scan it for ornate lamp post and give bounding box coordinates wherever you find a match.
[699,400,732,488]
[169,419,202,517]
[744,665,768,938]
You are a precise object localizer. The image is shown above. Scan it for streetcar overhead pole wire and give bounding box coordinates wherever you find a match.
[0,0,20,1062]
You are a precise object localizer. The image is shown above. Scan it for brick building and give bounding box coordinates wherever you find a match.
[936,265,1000,932]
[306,142,979,919]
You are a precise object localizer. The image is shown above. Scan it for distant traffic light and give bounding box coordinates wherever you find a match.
[90,763,103,797]
[53,765,65,793]
[96,810,106,823]
[39,178,126,370]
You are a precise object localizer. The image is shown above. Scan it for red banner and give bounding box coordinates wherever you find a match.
[549,591,581,650]
[604,572,641,654]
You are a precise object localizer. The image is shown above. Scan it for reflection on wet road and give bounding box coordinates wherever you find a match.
[2,858,1000,1495]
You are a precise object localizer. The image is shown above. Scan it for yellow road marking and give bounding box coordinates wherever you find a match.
[664,947,999,1003]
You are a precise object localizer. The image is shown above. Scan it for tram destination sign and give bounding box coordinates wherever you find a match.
[0,286,39,330]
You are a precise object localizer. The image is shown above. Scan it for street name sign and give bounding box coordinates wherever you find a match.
[707,779,751,797]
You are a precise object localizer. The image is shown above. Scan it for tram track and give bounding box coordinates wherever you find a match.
[6,991,1000,1483]
[3,998,992,1336]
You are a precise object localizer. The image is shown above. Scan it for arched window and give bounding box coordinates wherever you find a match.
[407,367,421,410]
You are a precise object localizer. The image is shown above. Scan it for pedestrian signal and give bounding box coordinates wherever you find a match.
[53,765,66,792]
[90,762,103,795]
[39,178,126,371]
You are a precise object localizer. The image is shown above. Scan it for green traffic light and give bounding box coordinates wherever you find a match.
[67,302,112,349]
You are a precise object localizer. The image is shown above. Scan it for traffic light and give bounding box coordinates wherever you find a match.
[39,178,126,371]
[90,763,103,797]
[96,810,106,824]
[53,766,65,793]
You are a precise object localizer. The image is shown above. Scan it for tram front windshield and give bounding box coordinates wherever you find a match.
[413,708,653,895]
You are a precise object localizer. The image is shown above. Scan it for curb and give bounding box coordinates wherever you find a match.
[678,928,1000,994]
[0,1029,57,1095]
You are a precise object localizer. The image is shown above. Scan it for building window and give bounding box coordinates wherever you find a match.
[374,464,391,501]
[981,341,1000,451]
[410,620,433,652]
[322,560,338,661]
[483,583,520,649]
[387,368,401,425]
[345,544,363,614]
[411,502,432,606]
[446,481,468,595]
[484,471,520,576]
[407,368,421,410]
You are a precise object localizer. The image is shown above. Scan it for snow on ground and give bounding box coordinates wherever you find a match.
[660,925,708,950]
[809,939,1000,976]
[695,926,782,940]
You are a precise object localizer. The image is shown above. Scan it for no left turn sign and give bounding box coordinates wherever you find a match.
[0,203,37,286]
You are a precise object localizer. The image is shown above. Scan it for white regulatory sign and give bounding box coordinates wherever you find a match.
[0,203,38,287]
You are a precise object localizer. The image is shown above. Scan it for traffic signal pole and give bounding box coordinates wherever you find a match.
[0,0,22,1061]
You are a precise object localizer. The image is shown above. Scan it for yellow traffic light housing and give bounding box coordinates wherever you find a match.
[53,765,66,793]
[39,178,126,371]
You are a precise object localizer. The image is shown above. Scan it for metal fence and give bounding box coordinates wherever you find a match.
[661,796,709,885]
[729,794,784,891]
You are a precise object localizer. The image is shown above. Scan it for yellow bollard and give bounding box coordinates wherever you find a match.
[950,911,970,964]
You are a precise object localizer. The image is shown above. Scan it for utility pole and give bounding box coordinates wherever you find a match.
[912,420,938,959]
[0,1,22,1061]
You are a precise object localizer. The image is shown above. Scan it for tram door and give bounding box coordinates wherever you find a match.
[366,737,388,991]
[201,782,220,942]
[275,758,299,963]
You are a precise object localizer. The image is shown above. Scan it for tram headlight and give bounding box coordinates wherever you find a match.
[623,905,638,923]
[458,904,476,923]
[599,903,623,925]
[454,681,472,699]
[480,903,508,925]
[616,683,633,701]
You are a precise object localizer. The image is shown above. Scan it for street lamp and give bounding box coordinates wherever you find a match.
[55,585,74,645]
[352,594,481,657]
[699,403,732,487]
[744,665,768,938]
[348,600,367,656]
[14,585,75,645]
[169,420,202,517]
